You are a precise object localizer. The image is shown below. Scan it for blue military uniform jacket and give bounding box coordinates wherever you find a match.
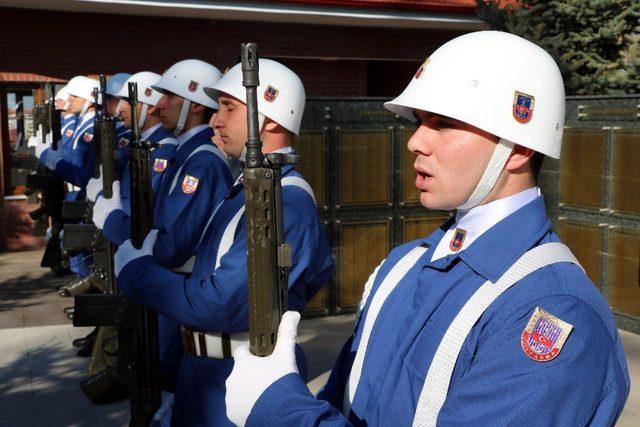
[39,111,95,201]
[150,124,231,269]
[102,123,177,246]
[117,159,334,426]
[248,196,630,426]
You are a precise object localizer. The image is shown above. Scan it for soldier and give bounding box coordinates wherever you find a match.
[224,31,630,426]
[112,59,333,426]
[93,59,231,270]
[86,71,178,225]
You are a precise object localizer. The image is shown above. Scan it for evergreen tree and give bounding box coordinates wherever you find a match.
[476,0,640,95]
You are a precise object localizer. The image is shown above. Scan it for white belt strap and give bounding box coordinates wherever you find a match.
[412,242,581,427]
[213,176,316,270]
[343,245,428,417]
[168,144,229,194]
[181,326,249,359]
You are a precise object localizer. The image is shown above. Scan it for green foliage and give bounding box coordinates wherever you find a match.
[476,0,640,95]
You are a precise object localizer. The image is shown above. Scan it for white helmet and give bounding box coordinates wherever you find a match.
[55,86,70,102]
[115,71,163,129]
[152,59,221,135]
[106,73,131,96]
[68,77,99,102]
[385,31,565,159]
[385,31,565,210]
[205,58,305,135]
[152,59,221,109]
[115,72,162,105]
[67,77,99,117]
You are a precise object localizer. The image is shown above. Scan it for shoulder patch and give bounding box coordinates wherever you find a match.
[521,307,573,362]
[153,158,168,173]
[65,128,74,138]
[117,137,130,148]
[181,175,199,194]
[83,132,93,142]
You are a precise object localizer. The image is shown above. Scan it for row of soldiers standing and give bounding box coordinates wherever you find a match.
[23,54,333,426]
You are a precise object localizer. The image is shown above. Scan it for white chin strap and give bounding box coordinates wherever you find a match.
[174,99,191,136]
[63,101,70,111]
[238,113,266,163]
[79,100,92,118]
[456,138,515,210]
[138,103,149,130]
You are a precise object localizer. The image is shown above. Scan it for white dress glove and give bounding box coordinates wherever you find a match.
[92,181,123,229]
[86,165,104,202]
[114,229,158,276]
[225,311,301,426]
[35,134,52,159]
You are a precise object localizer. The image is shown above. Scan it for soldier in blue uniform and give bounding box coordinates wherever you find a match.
[113,59,333,426]
[224,32,630,426]
[93,59,231,269]
[86,71,177,227]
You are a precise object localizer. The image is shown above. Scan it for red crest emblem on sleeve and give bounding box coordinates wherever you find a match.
[83,133,93,142]
[181,175,199,194]
[521,307,573,362]
[153,158,168,173]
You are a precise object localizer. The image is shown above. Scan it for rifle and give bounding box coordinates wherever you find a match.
[24,84,66,272]
[62,75,118,296]
[121,81,161,425]
[241,43,295,356]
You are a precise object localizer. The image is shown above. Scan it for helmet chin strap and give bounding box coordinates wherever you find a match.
[63,101,70,111]
[79,100,92,118]
[456,138,514,211]
[238,113,266,163]
[138,103,149,130]
[173,99,191,136]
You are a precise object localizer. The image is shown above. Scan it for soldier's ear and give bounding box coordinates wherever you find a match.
[263,119,278,132]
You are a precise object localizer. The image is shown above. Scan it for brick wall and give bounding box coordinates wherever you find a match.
[0,7,464,96]
[0,199,45,251]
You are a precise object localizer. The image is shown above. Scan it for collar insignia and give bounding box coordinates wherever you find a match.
[449,228,466,252]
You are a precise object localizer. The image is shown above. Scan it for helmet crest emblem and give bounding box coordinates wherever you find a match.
[188,80,199,92]
[264,85,279,102]
[513,91,535,124]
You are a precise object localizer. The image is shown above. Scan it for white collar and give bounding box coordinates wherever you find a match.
[234,146,294,186]
[140,122,162,140]
[177,124,209,148]
[431,187,541,262]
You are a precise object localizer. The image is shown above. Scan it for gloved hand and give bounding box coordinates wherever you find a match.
[92,181,123,229]
[114,229,158,277]
[35,133,52,159]
[225,311,301,426]
[86,165,104,202]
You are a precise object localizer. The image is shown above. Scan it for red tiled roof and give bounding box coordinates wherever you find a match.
[257,0,477,13]
[0,73,65,83]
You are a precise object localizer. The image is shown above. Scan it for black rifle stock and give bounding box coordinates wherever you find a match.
[122,81,161,426]
[241,43,293,357]
[25,84,66,271]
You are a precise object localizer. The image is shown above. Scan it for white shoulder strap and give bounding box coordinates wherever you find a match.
[412,242,581,427]
[343,245,428,417]
[168,145,228,194]
[214,176,316,271]
[157,137,177,147]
